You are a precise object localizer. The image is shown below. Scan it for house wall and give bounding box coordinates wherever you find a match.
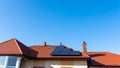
[21,59,88,68]
[89,67,120,68]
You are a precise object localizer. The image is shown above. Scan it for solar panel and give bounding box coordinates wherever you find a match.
[51,46,64,55]
[60,48,69,55]
[51,45,81,56]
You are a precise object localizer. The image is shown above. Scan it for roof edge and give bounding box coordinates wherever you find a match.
[0,38,16,44]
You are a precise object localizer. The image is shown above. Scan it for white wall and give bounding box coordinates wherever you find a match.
[45,60,87,68]
[45,60,60,68]
[73,61,87,68]
[21,60,88,68]
[89,67,120,68]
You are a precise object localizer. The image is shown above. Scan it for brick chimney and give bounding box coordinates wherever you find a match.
[42,41,46,47]
[82,41,87,52]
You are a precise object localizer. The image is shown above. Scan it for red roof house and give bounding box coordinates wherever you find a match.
[0,38,120,68]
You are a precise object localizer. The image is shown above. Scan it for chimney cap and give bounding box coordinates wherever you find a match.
[83,41,87,45]
[42,41,46,47]
[60,42,62,46]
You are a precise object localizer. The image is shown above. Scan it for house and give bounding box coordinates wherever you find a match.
[0,38,120,68]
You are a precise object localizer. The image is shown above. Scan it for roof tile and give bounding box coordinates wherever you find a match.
[87,52,120,66]
[0,38,37,58]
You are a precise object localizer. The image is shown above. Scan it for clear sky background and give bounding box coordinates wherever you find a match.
[0,0,120,54]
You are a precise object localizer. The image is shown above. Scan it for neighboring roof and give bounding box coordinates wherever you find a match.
[87,52,120,67]
[30,45,89,59]
[0,38,37,57]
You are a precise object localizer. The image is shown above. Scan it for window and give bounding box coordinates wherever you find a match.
[7,56,17,68]
[7,56,17,66]
[0,56,21,68]
[0,56,6,67]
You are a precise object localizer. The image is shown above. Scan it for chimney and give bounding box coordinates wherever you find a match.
[82,41,87,52]
[42,41,46,47]
[60,42,62,46]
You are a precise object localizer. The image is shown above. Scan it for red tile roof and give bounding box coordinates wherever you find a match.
[0,38,37,57]
[0,38,89,59]
[30,45,54,57]
[1,38,120,66]
[87,52,120,66]
[30,45,89,59]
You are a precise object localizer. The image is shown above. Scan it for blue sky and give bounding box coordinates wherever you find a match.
[0,0,120,53]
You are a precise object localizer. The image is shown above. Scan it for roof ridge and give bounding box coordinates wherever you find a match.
[13,38,23,54]
[0,38,16,44]
[106,52,120,56]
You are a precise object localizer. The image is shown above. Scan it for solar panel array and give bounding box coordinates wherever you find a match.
[51,46,81,56]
